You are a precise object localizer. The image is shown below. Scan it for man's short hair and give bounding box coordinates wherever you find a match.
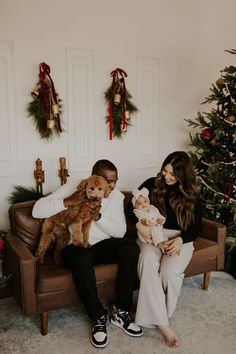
[92,159,117,175]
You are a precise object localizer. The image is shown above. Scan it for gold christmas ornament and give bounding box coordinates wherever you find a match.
[120,123,127,133]
[216,77,225,88]
[31,85,41,97]
[114,93,121,105]
[227,115,236,123]
[52,103,59,115]
[48,119,55,129]
[125,110,131,120]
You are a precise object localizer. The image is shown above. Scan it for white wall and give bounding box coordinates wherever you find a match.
[0,0,235,228]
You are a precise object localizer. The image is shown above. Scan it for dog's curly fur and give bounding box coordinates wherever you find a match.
[35,175,109,264]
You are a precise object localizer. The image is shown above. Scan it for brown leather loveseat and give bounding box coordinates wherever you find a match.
[3,192,226,335]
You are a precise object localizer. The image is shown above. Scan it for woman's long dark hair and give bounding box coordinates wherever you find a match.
[151,151,198,230]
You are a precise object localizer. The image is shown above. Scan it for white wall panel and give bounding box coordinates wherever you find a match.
[0,0,235,227]
[135,56,159,168]
[66,48,94,171]
[0,40,18,176]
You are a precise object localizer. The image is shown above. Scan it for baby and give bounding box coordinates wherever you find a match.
[132,187,168,246]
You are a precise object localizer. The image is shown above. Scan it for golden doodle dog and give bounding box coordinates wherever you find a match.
[35,175,109,264]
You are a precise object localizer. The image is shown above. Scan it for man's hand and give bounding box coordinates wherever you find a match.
[64,191,82,207]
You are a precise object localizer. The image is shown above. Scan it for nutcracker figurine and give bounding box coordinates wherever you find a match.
[34,158,45,194]
[58,157,69,185]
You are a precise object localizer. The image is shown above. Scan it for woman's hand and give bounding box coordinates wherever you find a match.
[159,237,183,256]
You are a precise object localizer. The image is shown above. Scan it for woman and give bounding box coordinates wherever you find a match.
[128,151,202,348]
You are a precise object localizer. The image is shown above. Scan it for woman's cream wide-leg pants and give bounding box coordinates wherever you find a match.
[135,229,194,327]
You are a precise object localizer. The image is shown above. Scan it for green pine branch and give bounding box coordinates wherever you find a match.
[185,112,210,128]
[202,84,223,104]
[8,186,43,204]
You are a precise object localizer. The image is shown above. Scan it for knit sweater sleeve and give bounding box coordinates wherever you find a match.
[180,197,202,243]
[32,181,77,218]
[94,189,127,238]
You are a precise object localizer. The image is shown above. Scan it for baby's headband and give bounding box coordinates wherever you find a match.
[131,187,149,206]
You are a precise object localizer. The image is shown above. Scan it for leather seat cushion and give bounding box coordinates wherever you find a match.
[37,263,118,294]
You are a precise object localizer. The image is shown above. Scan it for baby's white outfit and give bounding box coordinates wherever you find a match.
[133,206,167,245]
[132,188,167,246]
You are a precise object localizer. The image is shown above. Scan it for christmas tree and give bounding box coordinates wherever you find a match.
[186,49,236,241]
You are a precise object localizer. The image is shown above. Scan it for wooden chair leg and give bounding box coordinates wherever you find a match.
[203,271,211,290]
[40,312,48,335]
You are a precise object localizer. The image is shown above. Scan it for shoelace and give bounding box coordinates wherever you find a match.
[94,315,107,332]
[117,310,133,324]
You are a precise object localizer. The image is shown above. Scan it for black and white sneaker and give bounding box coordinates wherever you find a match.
[110,306,143,337]
[90,314,108,348]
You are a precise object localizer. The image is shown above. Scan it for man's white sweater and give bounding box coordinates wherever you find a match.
[32,181,127,245]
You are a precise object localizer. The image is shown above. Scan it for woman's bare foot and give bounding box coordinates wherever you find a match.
[158,325,181,348]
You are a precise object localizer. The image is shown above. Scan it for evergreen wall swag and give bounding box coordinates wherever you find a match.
[104,68,138,139]
[27,62,63,139]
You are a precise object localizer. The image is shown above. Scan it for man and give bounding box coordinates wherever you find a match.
[32,159,142,348]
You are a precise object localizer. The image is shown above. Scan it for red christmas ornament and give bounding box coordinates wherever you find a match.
[200,128,212,142]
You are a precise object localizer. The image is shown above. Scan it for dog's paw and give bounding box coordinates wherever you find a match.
[83,242,91,248]
[73,240,84,247]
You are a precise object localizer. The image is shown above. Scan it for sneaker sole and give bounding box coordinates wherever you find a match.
[90,336,108,348]
[110,318,143,337]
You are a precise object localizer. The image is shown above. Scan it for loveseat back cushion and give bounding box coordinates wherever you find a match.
[8,200,43,253]
[123,191,138,239]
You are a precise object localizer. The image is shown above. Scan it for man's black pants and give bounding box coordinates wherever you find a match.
[62,238,139,321]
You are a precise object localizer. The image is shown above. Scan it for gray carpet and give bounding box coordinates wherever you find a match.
[0,271,236,354]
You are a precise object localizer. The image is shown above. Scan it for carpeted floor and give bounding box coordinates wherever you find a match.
[0,271,236,354]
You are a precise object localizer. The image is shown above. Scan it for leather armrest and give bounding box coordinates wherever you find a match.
[201,218,226,269]
[201,218,226,245]
[4,231,37,315]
